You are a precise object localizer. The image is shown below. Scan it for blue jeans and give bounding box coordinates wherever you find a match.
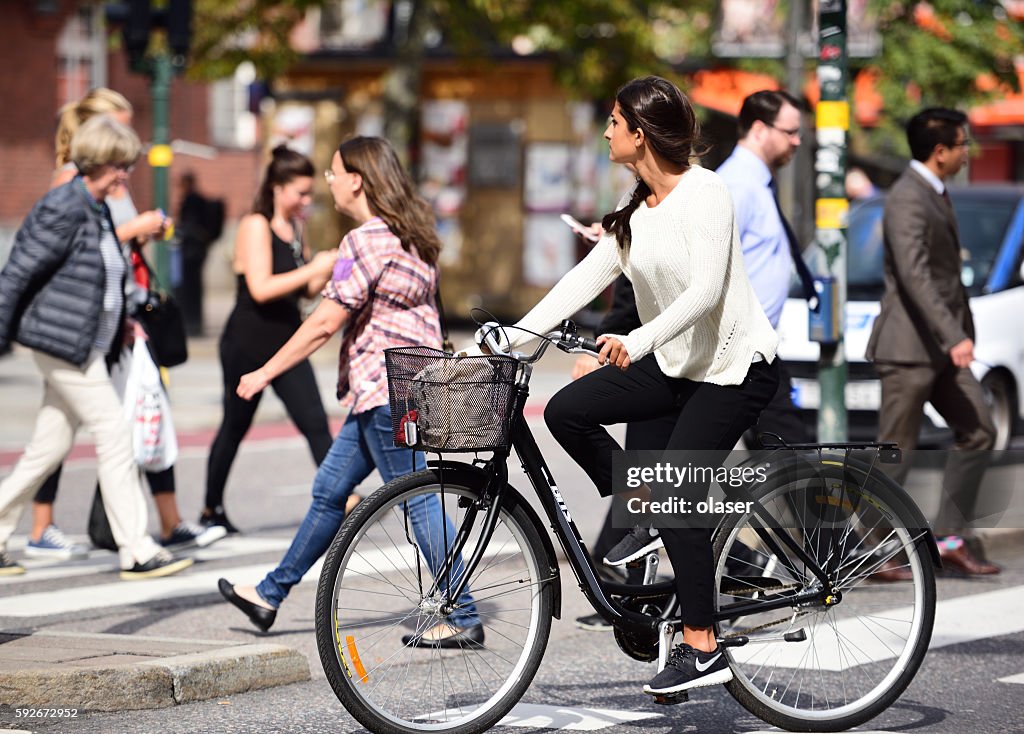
[257,405,479,627]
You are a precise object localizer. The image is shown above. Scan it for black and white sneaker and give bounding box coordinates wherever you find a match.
[644,644,732,695]
[120,550,193,581]
[574,613,613,631]
[0,551,25,576]
[603,526,663,567]
[160,521,227,549]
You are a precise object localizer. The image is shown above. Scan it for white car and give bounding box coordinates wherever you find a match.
[777,185,1024,450]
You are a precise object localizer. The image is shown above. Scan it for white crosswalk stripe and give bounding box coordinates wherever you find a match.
[998,672,1024,685]
[0,538,506,618]
[729,584,1024,671]
[1,536,290,586]
[495,703,662,730]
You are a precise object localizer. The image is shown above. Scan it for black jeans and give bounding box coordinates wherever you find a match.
[592,412,679,564]
[205,337,333,510]
[544,354,780,628]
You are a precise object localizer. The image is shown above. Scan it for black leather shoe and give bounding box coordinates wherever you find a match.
[403,623,485,649]
[218,578,276,632]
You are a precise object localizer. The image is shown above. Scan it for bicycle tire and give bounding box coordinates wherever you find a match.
[712,457,936,732]
[315,467,555,734]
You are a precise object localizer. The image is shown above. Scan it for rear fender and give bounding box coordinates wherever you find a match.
[734,452,942,568]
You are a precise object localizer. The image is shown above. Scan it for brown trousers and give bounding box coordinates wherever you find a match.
[875,361,996,536]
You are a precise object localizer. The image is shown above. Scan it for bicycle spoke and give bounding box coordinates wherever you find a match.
[716,461,935,729]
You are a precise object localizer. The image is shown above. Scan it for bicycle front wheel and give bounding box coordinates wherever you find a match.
[713,458,936,732]
[315,468,555,734]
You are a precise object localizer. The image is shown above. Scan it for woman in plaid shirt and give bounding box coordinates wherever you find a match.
[217,137,482,646]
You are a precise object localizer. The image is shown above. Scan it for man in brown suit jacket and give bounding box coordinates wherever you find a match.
[867,107,998,575]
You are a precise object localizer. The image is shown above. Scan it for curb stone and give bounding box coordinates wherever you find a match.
[0,632,310,712]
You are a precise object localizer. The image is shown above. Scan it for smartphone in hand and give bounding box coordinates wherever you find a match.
[560,213,600,243]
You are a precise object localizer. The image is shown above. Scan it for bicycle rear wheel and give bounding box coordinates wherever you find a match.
[315,468,555,734]
[713,458,936,732]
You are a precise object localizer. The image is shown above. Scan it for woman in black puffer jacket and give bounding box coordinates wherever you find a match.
[0,115,190,580]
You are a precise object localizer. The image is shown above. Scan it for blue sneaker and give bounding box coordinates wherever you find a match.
[25,525,90,560]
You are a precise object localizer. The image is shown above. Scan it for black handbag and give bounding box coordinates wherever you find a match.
[138,288,188,367]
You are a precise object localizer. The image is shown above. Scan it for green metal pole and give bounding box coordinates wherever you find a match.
[815,0,849,442]
[150,52,173,286]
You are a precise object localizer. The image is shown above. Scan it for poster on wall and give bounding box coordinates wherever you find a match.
[523,214,575,287]
[524,143,572,213]
[271,105,315,156]
[469,121,521,188]
[421,100,469,218]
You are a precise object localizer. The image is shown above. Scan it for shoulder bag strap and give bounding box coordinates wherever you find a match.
[434,277,453,354]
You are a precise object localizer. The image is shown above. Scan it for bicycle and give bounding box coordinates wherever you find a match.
[314,320,938,734]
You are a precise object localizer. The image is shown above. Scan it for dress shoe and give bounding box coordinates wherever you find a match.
[403,622,485,649]
[868,558,914,582]
[219,578,277,631]
[939,543,1000,576]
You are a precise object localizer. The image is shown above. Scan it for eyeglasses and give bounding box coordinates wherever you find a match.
[950,139,972,148]
[115,164,135,174]
[771,124,802,139]
[324,169,336,183]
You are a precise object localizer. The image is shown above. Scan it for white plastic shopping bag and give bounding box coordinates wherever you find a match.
[111,340,178,472]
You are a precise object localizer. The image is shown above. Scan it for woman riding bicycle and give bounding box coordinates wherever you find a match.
[505,76,780,697]
[219,136,481,645]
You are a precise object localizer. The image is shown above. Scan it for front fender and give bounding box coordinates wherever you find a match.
[427,459,563,618]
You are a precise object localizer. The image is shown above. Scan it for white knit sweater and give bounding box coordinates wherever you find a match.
[512,165,779,386]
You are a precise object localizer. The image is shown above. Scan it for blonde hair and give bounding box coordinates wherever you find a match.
[71,115,141,176]
[55,87,132,168]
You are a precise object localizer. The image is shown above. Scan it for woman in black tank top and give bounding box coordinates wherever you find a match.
[201,147,338,532]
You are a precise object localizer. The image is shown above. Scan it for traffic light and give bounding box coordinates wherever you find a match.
[166,0,192,60]
[105,0,193,70]
[123,0,152,69]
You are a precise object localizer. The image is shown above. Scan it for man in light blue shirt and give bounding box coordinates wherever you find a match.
[717,90,806,329]
[717,90,812,446]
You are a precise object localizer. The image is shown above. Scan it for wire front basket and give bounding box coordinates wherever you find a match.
[385,346,519,452]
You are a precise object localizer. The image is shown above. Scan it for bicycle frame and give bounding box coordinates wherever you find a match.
[429,381,839,640]
[420,326,937,640]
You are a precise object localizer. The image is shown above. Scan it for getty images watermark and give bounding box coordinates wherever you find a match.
[623,461,766,517]
[610,448,1024,530]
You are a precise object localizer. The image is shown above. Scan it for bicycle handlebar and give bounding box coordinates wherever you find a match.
[474,320,601,364]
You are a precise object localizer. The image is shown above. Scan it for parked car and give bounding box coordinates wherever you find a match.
[776,184,1024,449]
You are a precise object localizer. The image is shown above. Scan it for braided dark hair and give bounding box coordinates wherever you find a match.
[601,76,703,250]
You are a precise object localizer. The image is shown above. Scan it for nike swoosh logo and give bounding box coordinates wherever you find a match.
[695,653,722,672]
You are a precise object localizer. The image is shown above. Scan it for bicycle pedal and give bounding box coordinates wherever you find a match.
[650,690,689,705]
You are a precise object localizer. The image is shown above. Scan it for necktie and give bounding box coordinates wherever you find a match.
[770,179,819,312]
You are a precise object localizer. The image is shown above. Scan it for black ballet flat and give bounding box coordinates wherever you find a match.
[402,623,485,649]
[218,578,276,632]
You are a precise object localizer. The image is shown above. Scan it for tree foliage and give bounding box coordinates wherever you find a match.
[183,0,1024,158]
[188,0,324,81]
[863,0,1023,154]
